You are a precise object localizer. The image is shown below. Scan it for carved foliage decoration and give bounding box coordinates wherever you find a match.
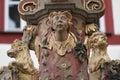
[83,0,104,10]
[18,0,40,20]
[101,60,120,80]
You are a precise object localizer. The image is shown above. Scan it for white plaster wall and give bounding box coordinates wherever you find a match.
[107,45,120,60]
[111,0,120,35]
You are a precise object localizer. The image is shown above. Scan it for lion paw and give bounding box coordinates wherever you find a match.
[8,61,17,68]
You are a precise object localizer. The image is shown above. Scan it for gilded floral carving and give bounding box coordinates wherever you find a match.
[83,0,104,10]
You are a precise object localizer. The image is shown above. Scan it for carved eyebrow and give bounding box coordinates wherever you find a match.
[53,15,59,19]
[61,16,67,19]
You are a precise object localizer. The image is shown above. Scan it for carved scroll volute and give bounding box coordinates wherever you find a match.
[83,0,104,11]
[18,0,40,20]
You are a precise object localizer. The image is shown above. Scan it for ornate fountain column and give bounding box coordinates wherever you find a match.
[1,0,120,80]
[18,0,105,80]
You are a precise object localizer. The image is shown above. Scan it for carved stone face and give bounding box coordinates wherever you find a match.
[52,14,69,32]
[7,40,25,58]
[90,32,108,49]
[49,11,72,41]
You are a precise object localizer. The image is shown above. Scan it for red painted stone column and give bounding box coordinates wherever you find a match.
[0,0,4,31]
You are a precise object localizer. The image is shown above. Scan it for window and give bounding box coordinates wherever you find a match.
[5,0,26,32]
[111,0,120,35]
[99,16,106,33]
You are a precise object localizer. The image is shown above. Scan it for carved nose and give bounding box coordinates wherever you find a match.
[58,19,62,23]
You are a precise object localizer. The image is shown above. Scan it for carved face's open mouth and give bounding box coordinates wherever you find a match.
[57,23,64,27]
[56,24,64,31]
[7,53,15,58]
[7,50,15,58]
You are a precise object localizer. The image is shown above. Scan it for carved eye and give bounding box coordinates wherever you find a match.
[11,44,15,48]
[54,16,59,20]
[18,47,22,51]
[61,16,66,20]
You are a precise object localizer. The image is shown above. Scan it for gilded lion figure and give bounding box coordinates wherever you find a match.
[89,31,111,80]
[7,39,39,80]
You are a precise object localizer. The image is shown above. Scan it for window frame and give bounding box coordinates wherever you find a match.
[4,0,26,32]
[104,0,120,44]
